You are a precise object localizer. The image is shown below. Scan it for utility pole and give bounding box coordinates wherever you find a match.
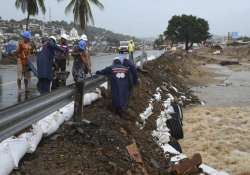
[0,44,2,62]
[49,7,51,22]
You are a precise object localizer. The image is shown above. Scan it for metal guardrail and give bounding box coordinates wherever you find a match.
[0,54,148,142]
[0,75,107,142]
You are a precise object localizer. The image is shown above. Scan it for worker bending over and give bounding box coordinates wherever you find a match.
[96,58,133,117]
[53,34,70,88]
[37,36,65,94]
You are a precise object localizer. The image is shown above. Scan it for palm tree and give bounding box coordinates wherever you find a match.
[58,0,104,31]
[15,0,46,30]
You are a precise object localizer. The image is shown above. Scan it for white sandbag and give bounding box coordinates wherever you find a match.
[171,154,187,162]
[156,116,167,130]
[147,55,156,61]
[4,138,29,168]
[29,124,43,153]
[213,50,221,55]
[100,82,108,89]
[140,104,153,121]
[162,144,180,155]
[136,61,142,68]
[154,92,161,101]
[0,143,15,175]
[20,124,43,153]
[60,102,74,121]
[171,86,178,93]
[84,92,100,106]
[164,99,172,108]
[157,132,170,145]
[171,47,177,51]
[167,93,175,101]
[53,111,66,126]
[165,105,175,114]
[37,115,60,136]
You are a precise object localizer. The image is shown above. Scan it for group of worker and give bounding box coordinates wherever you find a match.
[16,30,138,117]
[16,31,90,94]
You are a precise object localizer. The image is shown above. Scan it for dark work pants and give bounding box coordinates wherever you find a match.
[38,78,51,94]
[129,52,134,65]
[52,59,67,89]
[56,59,67,72]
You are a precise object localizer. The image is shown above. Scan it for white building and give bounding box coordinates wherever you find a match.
[69,28,79,41]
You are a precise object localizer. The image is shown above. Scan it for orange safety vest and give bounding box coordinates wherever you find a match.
[17,41,30,65]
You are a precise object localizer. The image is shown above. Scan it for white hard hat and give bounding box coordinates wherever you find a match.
[80,34,88,41]
[50,36,57,42]
[61,34,68,40]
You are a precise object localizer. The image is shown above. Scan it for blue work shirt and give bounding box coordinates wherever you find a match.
[37,39,64,80]
[96,62,133,108]
[123,59,138,86]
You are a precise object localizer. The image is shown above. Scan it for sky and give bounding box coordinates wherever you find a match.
[0,0,250,38]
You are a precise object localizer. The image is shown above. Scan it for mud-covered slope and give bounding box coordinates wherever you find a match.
[11,53,199,175]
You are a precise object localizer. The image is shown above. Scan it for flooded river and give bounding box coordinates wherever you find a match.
[181,63,250,175]
[192,64,250,107]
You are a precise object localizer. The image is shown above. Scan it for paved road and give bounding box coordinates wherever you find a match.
[0,50,163,109]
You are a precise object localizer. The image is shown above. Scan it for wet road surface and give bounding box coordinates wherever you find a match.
[0,50,163,109]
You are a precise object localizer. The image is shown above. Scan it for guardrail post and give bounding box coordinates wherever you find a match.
[73,82,84,122]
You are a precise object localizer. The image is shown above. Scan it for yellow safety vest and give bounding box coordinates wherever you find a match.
[128,42,135,52]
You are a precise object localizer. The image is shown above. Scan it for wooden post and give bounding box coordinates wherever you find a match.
[73,82,84,122]
[0,43,2,62]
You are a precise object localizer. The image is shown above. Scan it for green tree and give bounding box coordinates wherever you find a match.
[165,14,211,51]
[58,0,104,31]
[154,34,165,49]
[15,0,46,30]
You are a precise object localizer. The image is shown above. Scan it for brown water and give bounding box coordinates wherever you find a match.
[192,64,250,107]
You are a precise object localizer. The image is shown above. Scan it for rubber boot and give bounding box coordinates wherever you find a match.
[24,79,29,93]
[17,79,22,92]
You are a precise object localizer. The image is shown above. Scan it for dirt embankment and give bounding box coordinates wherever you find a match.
[195,46,250,63]
[223,46,250,60]
[11,53,202,175]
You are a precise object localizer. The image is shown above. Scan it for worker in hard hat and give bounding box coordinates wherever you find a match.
[79,34,91,75]
[16,31,32,93]
[117,48,138,98]
[37,36,65,94]
[120,49,138,87]
[57,34,69,70]
[72,39,91,82]
[128,40,135,64]
[52,34,70,88]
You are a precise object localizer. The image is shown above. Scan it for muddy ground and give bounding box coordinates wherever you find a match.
[11,52,200,175]
[180,48,250,175]
[11,47,250,175]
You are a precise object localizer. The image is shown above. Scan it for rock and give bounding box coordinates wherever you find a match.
[220,60,239,66]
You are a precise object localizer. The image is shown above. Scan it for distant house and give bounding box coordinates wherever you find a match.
[24,23,41,31]
[69,28,79,41]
